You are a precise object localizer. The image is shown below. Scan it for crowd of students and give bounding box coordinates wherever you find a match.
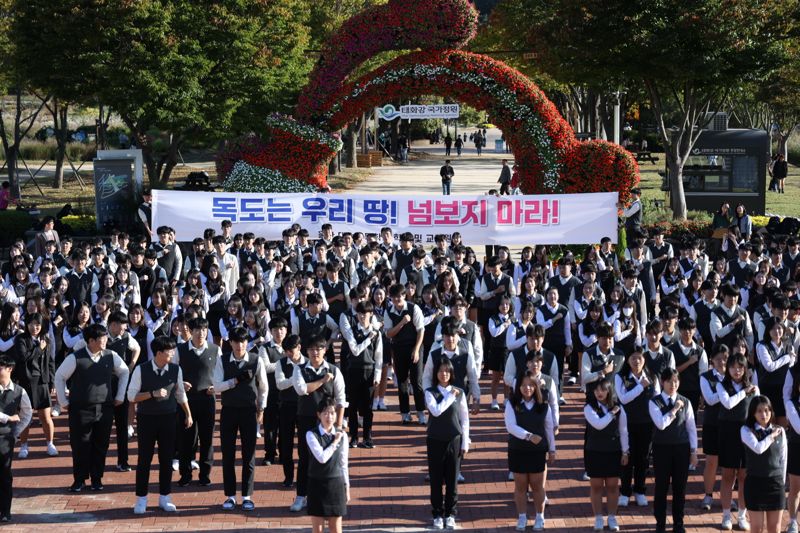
[1,207,800,532]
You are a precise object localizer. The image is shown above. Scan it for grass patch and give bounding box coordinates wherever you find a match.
[328,167,373,191]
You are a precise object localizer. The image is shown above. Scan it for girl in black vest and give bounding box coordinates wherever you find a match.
[785,377,800,533]
[505,370,554,531]
[425,357,470,530]
[679,271,703,318]
[603,286,623,324]
[507,302,536,353]
[616,348,658,508]
[741,396,786,533]
[202,259,228,342]
[513,246,534,293]
[613,297,640,356]
[578,301,604,354]
[0,303,22,359]
[699,344,729,511]
[13,314,55,459]
[218,295,244,348]
[755,318,796,425]
[648,368,698,533]
[514,274,544,322]
[718,352,759,531]
[62,302,90,354]
[659,257,688,301]
[370,286,392,412]
[584,376,628,532]
[306,396,350,533]
[145,287,171,339]
[488,296,513,411]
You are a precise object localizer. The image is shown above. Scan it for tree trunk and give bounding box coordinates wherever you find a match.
[344,118,361,168]
[52,104,69,189]
[666,147,688,220]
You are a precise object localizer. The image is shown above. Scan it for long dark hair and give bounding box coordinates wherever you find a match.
[0,302,20,338]
[510,371,544,410]
[587,376,618,415]
[617,347,654,383]
[722,352,752,389]
[434,357,455,387]
[745,395,773,430]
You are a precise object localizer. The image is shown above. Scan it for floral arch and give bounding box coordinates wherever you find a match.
[216,0,639,200]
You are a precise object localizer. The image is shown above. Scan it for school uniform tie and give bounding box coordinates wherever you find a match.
[321,432,334,447]
[666,398,673,410]
[756,428,770,441]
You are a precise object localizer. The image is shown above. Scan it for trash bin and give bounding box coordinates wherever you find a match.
[495,139,505,153]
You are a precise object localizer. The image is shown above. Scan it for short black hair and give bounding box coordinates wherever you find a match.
[151,335,177,354]
[84,323,109,341]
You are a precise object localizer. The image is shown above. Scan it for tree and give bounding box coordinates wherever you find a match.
[47,0,313,188]
[758,45,800,159]
[490,0,793,219]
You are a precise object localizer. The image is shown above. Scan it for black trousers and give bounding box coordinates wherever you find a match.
[543,339,566,394]
[653,442,690,529]
[279,401,298,484]
[263,395,280,461]
[0,433,14,517]
[427,435,462,518]
[69,404,113,483]
[499,182,510,195]
[113,399,129,466]
[220,405,257,497]
[178,393,215,479]
[346,367,375,442]
[621,422,653,497]
[136,412,177,497]
[296,414,316,497]
[393,344,424,414]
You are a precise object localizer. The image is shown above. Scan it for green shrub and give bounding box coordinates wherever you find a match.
[789,135,800,166]
[0,210,34,245]
[1,140,96,162]
[61,214,97,235]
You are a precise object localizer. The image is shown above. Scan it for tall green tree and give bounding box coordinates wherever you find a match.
[491,0,794,219]
[758,44,800,159]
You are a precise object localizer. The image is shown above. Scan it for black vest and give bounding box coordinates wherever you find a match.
[645,347,673,382]
[430,347,469,391]
[178,342,219,393]
[483,274,512,313]
[321,279,347,322]
[508,401,549,452]
[586,347,625,384]
[744,427,785,478]
[393,249,414,276]
[426,386,463,441]
[155,243,177,279]
[788,399,800,445]
[272,289,297,321]
[307,428,345,480]
[298,311,331,348]
[757,341,792,390]
[585,405,622,452]
[620,373,656,424]
[108,334,135,367]
[669,342,702,393]
[278,357,300,404]
[220,355,259,408]
[713,306,747,349]
[297,364,336,417]
[651,394,690,445]
[511,347,556,386]
[0,386,23,435]
[538,303,568,346]
[718,382,753,423]
[489,314,511,352]
[69,349,116,408]
[137,362,180,415]
[693,300,716,348]
[263,344,283,400]
[347,326,378,371]
[401,265,425,292]
[387,302,419,346]
[548,275,581,306]
[700,370,723,424]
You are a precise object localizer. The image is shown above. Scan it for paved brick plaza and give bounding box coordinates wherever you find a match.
[4,377,781,532]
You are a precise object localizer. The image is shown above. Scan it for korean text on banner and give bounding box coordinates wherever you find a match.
[152,191,619,245]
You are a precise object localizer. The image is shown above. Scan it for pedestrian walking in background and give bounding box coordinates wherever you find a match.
[498,160,512,195]
[440,160,454,196]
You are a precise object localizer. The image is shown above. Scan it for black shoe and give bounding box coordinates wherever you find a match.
[177,476,192,487]
[116,463,132,472]
[359,440,375,449]
[198,477,211,486]
[655,525,666,533]
[672,526,685,533]
[68,481,85,493]
[281,479,293,488]
[349,440,358,448]
[0,515,8,522]
[90,481,104,491]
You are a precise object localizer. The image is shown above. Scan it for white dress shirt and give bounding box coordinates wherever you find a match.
[55,349,130,407]
[0,382,32,438]
[305,424,350,486]
[126,360,188,404]
[505,399,555,453]
[211,352,268,409]
[424,384,470,452]
[648,392,698,450]
[584,403,630,453]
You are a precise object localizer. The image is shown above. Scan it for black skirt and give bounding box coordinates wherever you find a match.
[761,384,786,418]
[744,475,786,511]
[487,345,508,372]
[788,442,800,476]
[508,448,547,474]
[702,422,719,456]
[718,421,745,469]
[25,380,52,410]
[307,476,347,517]
[585,449,622,478]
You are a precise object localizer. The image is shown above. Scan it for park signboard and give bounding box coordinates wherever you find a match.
[378,104,460,120]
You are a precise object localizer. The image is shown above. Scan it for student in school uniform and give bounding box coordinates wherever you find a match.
[649,368,698,533]
[581,323,625,398]
[487,295,514,410]
[505,371,555,531]
[785,377,800,533]
[0,356,32,522]
[699,343,729,511]
[425,357,470,531]
[668,317,708,415]
[643,319,676,381]
[615,348,659,508]
[306,396,350,533]
[756,317,796,426]
[741,396,786,533]
[274,334,305,488]
[259,317,287,465]
[127,336,193,514]
[584,377,628,532]
[213,326,268,512]
[718,352,759,531]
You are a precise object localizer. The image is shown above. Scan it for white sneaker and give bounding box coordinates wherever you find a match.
[445,516,456,529]
[18,443,28,459]
[532,514,545,531]
[737,510,750,531]
[191,460,199,470]
[787,519,799,533]
[222,497,236,510]
[508,471,515,481]
[721,513,733,531]
[617,495,629,507]
[433,517,444,530]
[51,405,61,417]
[700,494,713,510]
[158,494,176,512]
[515,514,527,531]
[581,472,590,481]
[47,442,58,456]
[401,412,411,423]
[607,515,619,532]
[567,376,577,385]
[634,493,648,506]
[457,472,465,483]
[172,459,179,472]
[593,515,604,531]
[133,496,147,514]
[558,396,567,405]
[418,411,427,425]
[289,495,306,512]
[372,398,379,410]
[256,430,262,439]
[490,400,500,411]
[378,398,387,410]
[128,425,135,438]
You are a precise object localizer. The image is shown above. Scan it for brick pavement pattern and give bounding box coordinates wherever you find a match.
[3,377,790,532]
